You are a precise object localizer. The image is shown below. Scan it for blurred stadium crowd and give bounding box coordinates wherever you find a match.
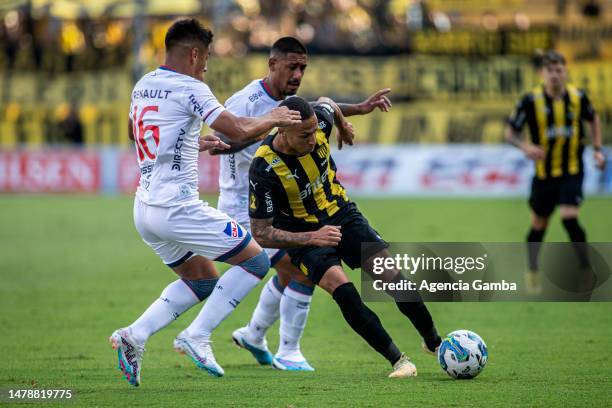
[0,0,611,146]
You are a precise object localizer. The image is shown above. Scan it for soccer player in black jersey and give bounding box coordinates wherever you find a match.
[249,96,441,378]
[505,51,605,293]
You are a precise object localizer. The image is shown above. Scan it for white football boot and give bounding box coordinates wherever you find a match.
[173,330,224,377]
[272,350,315,372]
[109,327,145,387]
[388,353,418,378]
[231,326,274,365]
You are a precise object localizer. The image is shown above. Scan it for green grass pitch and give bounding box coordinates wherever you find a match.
[1,195,611,407]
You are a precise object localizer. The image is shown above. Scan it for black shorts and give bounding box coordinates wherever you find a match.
[286,203,389,284]
[529,174,584,217]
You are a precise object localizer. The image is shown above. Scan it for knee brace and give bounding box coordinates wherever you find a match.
[562,218,586,242]
[181,278,218,301]
[239,250,271,279]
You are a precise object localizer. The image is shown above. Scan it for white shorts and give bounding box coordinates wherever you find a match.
[133,197,251,267]
[217,195,285,265]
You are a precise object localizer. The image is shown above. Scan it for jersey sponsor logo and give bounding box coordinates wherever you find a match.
[285,169,300,180]
[223,221,244,238]
[318,120,327,130]
[248,90,264,102]
[298,167,329,200]
[319,103,334,115]
[140,164,153,175]
[228,153,236,180]
[172,129,186,171]
[546,126,573,138]
[264,190,273,213]
[265,157,281,173]
[249,180,258,190]
[188,94,204,116]
[132,89,172,100]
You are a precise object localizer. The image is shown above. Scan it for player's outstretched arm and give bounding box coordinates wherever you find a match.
[207,131,265,155]
[251,217,341,249]
[336,88,392,116]
[209,107,301,143]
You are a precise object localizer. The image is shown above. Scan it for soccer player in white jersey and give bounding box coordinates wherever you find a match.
[108,19,302,387]
[208,37,393,371]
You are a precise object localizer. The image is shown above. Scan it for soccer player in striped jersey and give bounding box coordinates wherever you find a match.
[208,37,393,371]
[248,96,442,378]
[505,51,605,294]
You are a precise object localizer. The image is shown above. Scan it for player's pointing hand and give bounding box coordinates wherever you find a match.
[268,106,303,127]
[199,134,231,152]
[307,225,342,247]
[359,88,392,114]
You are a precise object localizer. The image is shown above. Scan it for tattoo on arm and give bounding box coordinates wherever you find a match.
[251,218,313,248]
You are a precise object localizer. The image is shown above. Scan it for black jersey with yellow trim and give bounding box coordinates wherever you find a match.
[248,104,350,232]
[507,83,596,180]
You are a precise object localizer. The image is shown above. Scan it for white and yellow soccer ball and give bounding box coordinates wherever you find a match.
[438,330,488,379]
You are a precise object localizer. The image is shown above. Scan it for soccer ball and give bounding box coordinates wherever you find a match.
[438,330,488,379]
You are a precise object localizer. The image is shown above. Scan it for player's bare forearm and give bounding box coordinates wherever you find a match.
[589,114,605,169]
[211,108,299,143]
[235,116,277,141]
[337,88,392,116]
[251,218,313,249]
[336,103,364,117]
[208,131,260,155]
[505,126,524,149]
[590,114,602,148]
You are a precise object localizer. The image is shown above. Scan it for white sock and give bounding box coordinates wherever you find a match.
[277,281,313,358]
[246,275,284,342]
[185,265,262,338]
[129,280,199,344]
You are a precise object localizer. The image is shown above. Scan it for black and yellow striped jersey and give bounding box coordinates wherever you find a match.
[248,104,350,232]
[507,83,596,180]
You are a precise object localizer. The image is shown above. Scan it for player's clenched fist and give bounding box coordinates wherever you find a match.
[267,106,303,127]
[307,225,342,247]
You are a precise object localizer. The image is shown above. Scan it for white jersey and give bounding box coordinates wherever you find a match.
[130,66,226,207]
[218,79,282,215]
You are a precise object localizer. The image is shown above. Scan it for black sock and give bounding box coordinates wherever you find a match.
[395,302,441,352]
[332,282,401,365]
[562,218,590,267]
[388,274,441,351]
[526,228,545,271]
